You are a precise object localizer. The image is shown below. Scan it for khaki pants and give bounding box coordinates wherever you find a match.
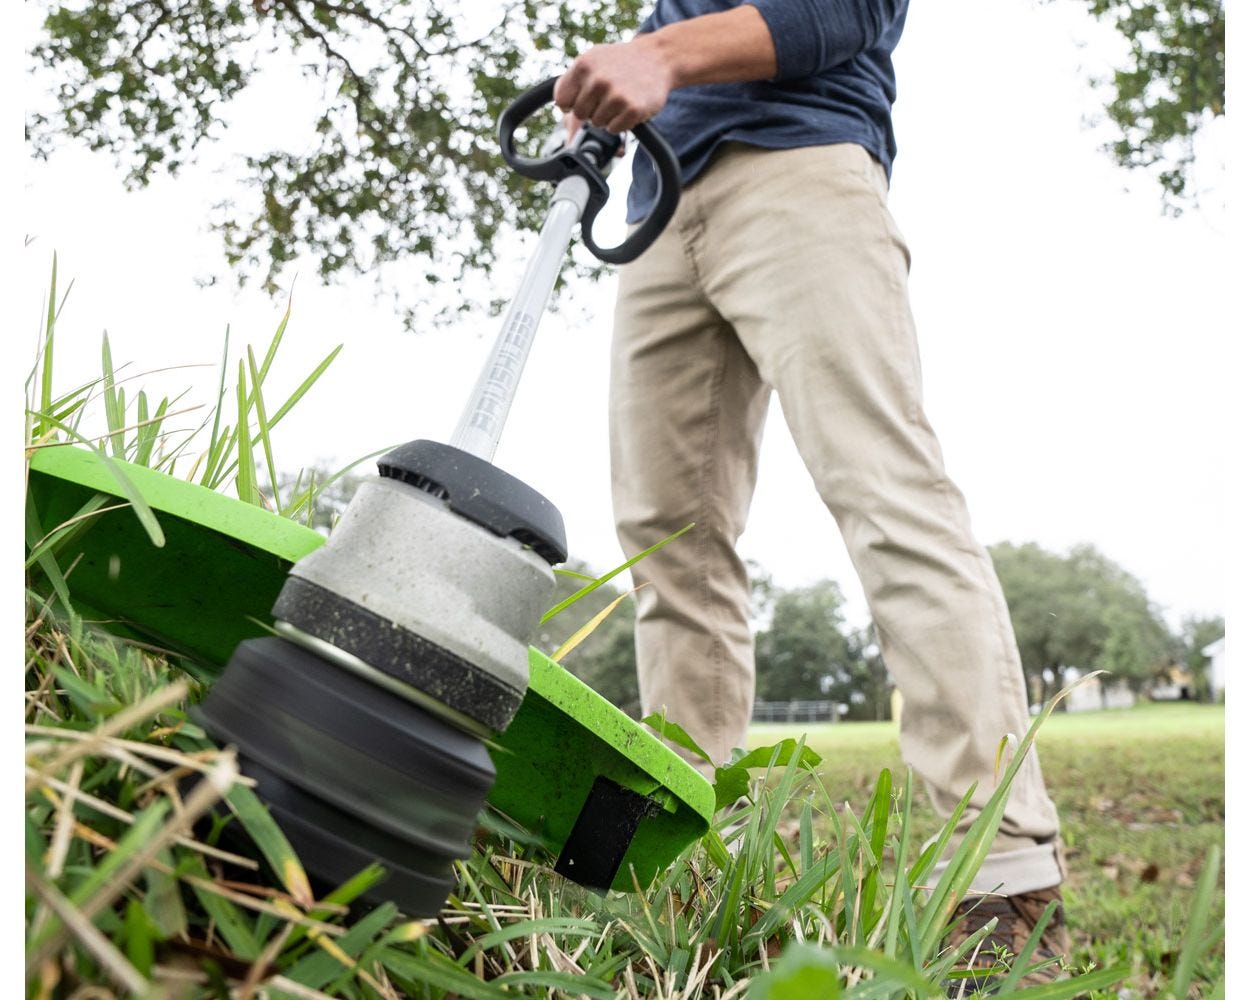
[610,142,1062,894]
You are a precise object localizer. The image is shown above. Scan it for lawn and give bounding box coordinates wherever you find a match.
[25,275,1223,996]
[752,700,1226,996]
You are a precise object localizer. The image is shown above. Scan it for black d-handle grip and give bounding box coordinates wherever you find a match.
[498,77,682,265]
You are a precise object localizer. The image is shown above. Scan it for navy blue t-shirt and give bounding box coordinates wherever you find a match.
[626,0,909,222]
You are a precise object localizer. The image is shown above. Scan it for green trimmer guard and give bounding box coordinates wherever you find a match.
[27,444,714,895]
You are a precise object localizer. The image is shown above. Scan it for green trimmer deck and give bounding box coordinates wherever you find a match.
[27,444,714,901]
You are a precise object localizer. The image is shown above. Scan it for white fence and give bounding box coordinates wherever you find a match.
[752,700,842,724]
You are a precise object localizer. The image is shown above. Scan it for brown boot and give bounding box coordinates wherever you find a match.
[945,885,1071,995]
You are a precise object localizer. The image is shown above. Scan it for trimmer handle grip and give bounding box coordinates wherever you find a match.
[498,76,682,265]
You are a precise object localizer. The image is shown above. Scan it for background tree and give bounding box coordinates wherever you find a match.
[845,623,893,723]
[989,541,1174,706]
[753,580,858,704]
[26,0,644,325]
[1177,614,1224,701]
[1068,0,1224,210]
[27,0,1222,322]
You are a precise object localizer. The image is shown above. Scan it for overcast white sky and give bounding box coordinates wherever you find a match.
[17,0,1232,632]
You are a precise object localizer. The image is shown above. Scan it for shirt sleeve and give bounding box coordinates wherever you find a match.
[744,0,905,79]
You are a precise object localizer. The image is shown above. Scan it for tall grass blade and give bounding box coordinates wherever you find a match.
[1007,964,1131,997]
[27,412,165,549]
[267,344,343,428]
[551,585,644,662]
[542,522,694,623]
[38,255,59,435]
[247,346,281,510]
[256,295,292,384]
[235,359,257,503]
[25,495,72,610]
[224,783,314,909]
[201,325,231,486]
[100,333,128,459]
[284,901,395,990]
[25,493,116,570]
[1168,846,1222,998]
[992,898,1060,993]
[188,857,262,960]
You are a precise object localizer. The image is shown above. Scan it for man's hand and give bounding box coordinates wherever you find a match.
[554,7,777,138]
[554,36,675,136]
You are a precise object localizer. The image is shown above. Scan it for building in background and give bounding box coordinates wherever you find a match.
[1203,636,1226,702]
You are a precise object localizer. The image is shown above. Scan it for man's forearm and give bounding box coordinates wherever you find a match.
[646,6,777,88]
[554,7,777,134]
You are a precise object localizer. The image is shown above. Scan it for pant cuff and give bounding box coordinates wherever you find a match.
[933,842,1064,897]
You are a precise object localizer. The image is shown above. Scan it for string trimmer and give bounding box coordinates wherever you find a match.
[26,79,713,917]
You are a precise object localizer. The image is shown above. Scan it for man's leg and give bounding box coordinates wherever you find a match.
[610,185,771,773]
[693,142,1062,890]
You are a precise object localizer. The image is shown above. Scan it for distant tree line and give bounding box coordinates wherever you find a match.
[541,545,1223,719]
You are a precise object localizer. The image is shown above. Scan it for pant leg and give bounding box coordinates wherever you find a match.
[691,142,1062,892]
[610,186,771,774]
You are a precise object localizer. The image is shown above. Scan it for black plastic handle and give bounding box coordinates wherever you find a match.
[498,77,682,265]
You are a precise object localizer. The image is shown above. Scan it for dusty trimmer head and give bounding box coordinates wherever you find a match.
[26,79,712,917]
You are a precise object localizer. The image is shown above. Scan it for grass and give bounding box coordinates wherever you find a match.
[23,256,1224,998]
[754,702,1226,997]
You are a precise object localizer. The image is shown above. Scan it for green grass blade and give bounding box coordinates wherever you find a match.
[541,522,694,623]
[25,492,115,570]
[917,674,1100,957]
[1007,964,1131,998]
[27,412,166,549]
[267,344,342,428]
[799,798,814,872]
[133,391,149,462]
[640,713,713,766]
[459,917,600,962]
[66,800,171,910]
[101,333,125,458]
[223,783,313,908]
[246,346,280,510]
[493,970,618,998]
[1168,845,1222,998]
[284,902,396,990]
[188,860,262,961]
[380,945,515,1000]
[37,253,58,437]
[234,360,257,503]
[993,898,1060,993]
[143,849,186,940]
[201,326,231,486]
[25,493,72,609]
[554,567,599,583]
[881,770,914,959]
[256,296,292,385]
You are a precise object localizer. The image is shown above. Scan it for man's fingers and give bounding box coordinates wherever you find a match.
[571,89,606,127]
[553,64,582,111]
[598,96,636,134]
[606,111,639,135]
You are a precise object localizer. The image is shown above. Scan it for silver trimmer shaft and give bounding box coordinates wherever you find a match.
[450,174,592,462]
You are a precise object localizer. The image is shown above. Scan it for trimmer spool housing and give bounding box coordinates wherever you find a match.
[197,439,568,914]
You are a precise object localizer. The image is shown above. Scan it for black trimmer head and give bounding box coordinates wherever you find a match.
[201,637,494,911]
